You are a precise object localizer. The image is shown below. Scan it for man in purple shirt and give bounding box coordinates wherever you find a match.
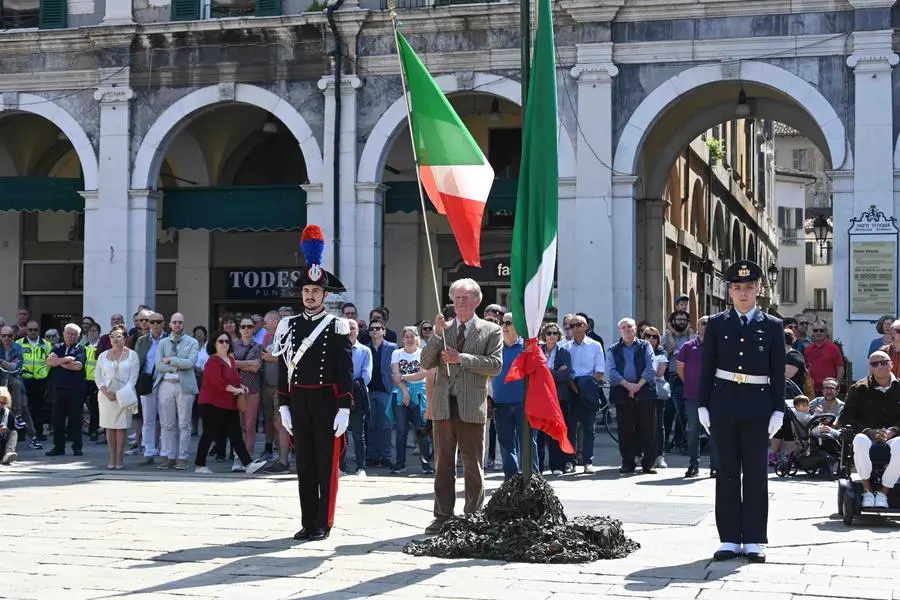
[676,315,716,478]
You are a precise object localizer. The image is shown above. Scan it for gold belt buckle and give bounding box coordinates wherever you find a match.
[734,373,747,384]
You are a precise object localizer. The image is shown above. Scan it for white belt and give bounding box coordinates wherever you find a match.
[163,375,180,382]
[715,369,770,385]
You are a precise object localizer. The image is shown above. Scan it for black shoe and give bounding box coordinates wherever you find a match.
[264,462,289,474]
[293,528,311,541]
[685,466,699,478]
[642,467,658,474]
[310,528,329,541]
[619,465,636,474]
[746,551,766,563]
[422,465,435,475]
[425,519,446,535]
[36,434,47,442]
[380,458,393,468]
[45,448,64,456]
[709,468,717,479]
[365,458,379,467]
[713,549,740,561]
[73,450,83,456]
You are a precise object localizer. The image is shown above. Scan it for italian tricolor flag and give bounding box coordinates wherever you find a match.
[396,32,494,267]
[504,0,573,456]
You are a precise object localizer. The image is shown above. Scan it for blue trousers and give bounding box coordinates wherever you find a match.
[365,391,391,461]
[493,402,539,479]
[567,398,597,466]
[340,409,367,472]
[685,397,717,469]
[394,403,431,469]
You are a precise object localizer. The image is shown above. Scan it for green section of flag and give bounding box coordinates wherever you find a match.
[397,32,485,167]
[509,0,559,338]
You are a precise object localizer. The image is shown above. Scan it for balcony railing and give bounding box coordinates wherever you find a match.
[380,0,502,9]
[780,228,800,246]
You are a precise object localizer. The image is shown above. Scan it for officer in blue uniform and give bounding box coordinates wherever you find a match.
[697,260,785,563]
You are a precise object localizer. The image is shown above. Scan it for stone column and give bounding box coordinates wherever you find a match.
[567,43,618,337]
[829,169,863,379]
[102,0,134,25]
[847,30,897,215]
[301,181,328,259]
[355,182,386,312]
[317,75,363,289]
[612,175,639,322]
[84,84,156,323]
[0,212,21,317]
[636,198,666,325]
[176,230,211,328]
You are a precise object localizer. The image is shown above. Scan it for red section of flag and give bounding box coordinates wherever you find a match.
[504,338,574,454]
[420,168,485,267]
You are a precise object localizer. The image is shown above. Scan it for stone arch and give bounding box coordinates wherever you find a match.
[131,84,323,190]
[613,61,849,192]
[747,233,757,263]
[731,220,742,262]
[159,130,211,187]
[663,165,681,227]
[358,72,577,183]
[0,94,99,189]
[689,289,698,328]
[711,201,725,256]
[689,179,704,238]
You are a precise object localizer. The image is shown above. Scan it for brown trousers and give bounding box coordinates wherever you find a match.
[433,410,486,520]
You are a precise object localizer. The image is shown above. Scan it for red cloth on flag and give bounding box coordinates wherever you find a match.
[504,338,574,454]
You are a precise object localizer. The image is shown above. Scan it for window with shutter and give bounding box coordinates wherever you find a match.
[171,0,201,21]
[255,0,282,15]
[777,207,786,228]
[794,208,803,230]
[39,0,67,29]
[805,242,814,265]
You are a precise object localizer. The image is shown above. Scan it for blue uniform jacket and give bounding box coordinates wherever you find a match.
[697,308,786,422]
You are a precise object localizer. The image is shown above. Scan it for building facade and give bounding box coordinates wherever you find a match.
[774,124,835,325]
[0,0,893,376]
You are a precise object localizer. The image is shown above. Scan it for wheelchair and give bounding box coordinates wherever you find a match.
[836,426,900,525]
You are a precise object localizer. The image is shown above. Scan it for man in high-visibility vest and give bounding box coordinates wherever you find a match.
[84,322,102,441]
[16,320,52,442]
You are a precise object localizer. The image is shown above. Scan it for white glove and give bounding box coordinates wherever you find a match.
[768,411,784,439]
[279,406,293,436]
[333,408,350,438]
[698,407,711,435]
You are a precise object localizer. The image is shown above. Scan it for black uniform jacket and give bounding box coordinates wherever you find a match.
[697,308,786,422]
[277,312,353,409]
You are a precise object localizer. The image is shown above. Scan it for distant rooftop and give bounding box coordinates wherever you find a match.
[774,122,801,136]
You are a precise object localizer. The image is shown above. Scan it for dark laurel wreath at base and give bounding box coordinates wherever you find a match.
[403,473,640,563]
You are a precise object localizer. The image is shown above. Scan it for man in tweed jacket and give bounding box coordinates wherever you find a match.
[421,278,502,534]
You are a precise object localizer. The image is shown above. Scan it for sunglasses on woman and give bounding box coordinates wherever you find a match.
[216,338,230,345]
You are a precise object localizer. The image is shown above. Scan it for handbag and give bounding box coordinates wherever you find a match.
[235,393,248,413]
[136,371,154,396]
[107,366,139,410]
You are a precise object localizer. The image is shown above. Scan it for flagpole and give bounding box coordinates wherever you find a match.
[389,1,451,376]
[518,0,533,482]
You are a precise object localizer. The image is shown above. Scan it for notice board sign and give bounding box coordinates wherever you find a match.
[848,205,899,321]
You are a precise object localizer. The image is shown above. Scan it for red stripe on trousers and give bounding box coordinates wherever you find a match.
[327,393,345,529]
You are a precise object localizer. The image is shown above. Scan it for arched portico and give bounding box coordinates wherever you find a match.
[0,93,99,190]
[358,72,576,183]
[131,83,323,190]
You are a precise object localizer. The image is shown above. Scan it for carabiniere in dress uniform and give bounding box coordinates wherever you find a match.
[271,224,353,542]
[697,260,786,564]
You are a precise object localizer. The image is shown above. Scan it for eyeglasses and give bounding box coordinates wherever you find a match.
[870,360,890,367]
[812,328,826,333]
[644,334,659,339]
[171,320,183,324]
[369,327,384,332]
[0,335,12,339]
[798,322,809,326]
[822,386,838,391]
[26,328,38,332]
[545,331,560,336]
[216,339,230,345]
[892,328,900,334]
[421,326,433,331]
[501,321,513,326]
[239,324,254,330]
[139,319,148,323]
[570,323,585,328]
[149,320,163,325]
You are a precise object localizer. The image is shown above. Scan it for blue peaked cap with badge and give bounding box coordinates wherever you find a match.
[294,224,346,292]
[724,260,762,283]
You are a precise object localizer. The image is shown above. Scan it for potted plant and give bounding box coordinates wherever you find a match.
[706,138,724,164]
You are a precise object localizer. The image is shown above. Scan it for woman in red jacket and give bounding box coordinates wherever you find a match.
[193,329,268,475]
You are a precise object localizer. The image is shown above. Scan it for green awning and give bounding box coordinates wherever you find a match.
[0,177,84,212]
[162,185,306,231]
[385,178,517,214]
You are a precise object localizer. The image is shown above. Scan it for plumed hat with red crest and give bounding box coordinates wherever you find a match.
[294,225,346,292]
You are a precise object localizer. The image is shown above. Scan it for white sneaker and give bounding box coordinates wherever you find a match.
[356,469,367,477]
[194,466,213,474]
[2,452,17,464]
[862,491,876,508]
[583,464,597,474]
[551,469,563,476]
[655,456,668,469]
[245,458,267,475]
[874,491,890,509]
[231,458,244,473]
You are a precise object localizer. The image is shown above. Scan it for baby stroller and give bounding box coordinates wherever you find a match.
[836,426,900,525]
[773,379,840,478]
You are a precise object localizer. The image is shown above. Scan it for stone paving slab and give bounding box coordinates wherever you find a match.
[2,433,899,600]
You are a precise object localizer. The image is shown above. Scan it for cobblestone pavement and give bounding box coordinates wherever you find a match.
[2,429,898,600]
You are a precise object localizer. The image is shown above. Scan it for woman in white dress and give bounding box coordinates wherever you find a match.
[95,325,140,469]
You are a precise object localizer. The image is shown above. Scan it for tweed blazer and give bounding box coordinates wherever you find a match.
[420,316,502,424]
